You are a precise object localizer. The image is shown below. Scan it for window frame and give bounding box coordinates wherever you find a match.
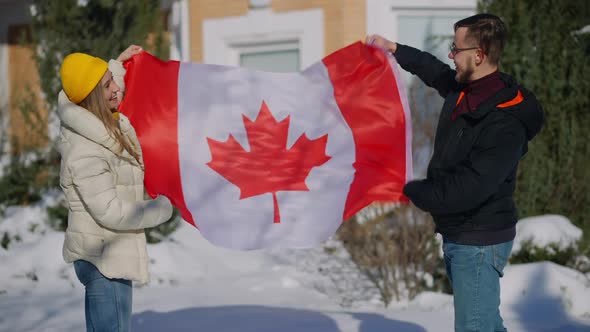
[202,8,323,70]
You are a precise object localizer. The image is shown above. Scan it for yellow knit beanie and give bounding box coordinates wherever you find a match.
[60,53,108,104]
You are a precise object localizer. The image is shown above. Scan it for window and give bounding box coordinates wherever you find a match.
[238,41,300,72]
[396,14,467,86]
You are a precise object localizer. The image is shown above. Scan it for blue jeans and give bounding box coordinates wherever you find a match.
[443,240,513,332]
[74,260,133,332]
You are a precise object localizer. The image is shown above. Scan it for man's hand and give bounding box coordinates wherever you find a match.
[365,34,397,54]
[117,44,143,62]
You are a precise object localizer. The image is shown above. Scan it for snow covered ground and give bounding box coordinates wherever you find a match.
[1,200,590,332]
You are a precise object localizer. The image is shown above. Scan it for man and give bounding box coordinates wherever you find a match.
[367,14,543,331]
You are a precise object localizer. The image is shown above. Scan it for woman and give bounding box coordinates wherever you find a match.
[58,45,173,332]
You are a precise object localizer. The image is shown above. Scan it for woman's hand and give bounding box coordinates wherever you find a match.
[117,44,143,62]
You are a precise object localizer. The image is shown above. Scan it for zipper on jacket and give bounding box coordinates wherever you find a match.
[439,127,465,161]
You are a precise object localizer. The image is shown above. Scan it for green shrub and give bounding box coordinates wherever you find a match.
[510,240,590,273]
[1,232,10,250]
[46,199,69,232]
[0,153,46,208]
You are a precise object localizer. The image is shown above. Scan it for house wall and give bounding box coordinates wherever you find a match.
[188,0,367,62]
[0,0,45,152]
[0,1,32,115]
[188,0,250,63]
[272,0,366,55]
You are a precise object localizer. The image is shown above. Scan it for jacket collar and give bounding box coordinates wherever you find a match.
[461,73,521,120]
[57,90,137,157]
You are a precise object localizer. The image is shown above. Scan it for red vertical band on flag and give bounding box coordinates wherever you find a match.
[118,52,195,225]
[322,42,409,220]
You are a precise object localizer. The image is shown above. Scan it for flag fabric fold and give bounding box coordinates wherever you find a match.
[118,42,412,250]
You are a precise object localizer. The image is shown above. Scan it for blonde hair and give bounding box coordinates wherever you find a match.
[79,83,141,164]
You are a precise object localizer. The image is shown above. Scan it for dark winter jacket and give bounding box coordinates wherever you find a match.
[395,44,544,245]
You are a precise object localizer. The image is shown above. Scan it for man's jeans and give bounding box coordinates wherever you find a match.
[74,260,132,332]
[443,239,513,332]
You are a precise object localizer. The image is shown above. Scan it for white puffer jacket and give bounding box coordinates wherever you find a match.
[57,60,172,284]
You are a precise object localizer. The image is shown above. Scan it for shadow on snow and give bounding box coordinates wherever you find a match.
[511,263,590,332]
[132,305,426,332]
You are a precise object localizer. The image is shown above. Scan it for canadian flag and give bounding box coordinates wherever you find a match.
[119,42,411,250]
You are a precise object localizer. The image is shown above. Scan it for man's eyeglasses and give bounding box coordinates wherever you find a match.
[449,43,479,55]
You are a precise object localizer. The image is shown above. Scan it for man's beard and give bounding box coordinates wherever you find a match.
[455,62,475,83]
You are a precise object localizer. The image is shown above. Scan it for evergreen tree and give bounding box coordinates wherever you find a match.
[31,0,167,110]
[478,0,590,240]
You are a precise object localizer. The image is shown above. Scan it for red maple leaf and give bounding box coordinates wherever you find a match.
[206,101,331,223]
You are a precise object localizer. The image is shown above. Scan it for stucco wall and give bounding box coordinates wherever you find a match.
[188,0,366,62]
[0,0,39,152]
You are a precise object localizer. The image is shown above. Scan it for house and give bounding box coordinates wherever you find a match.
[0,0,476,153]
[1,0,41,153]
